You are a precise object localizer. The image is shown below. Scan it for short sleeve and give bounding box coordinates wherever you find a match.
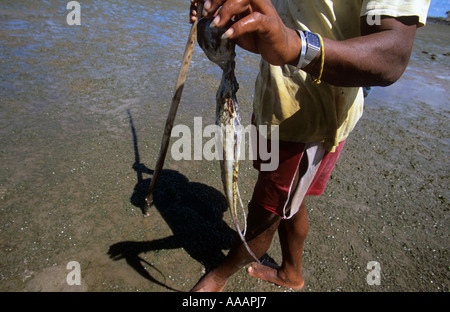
[361,0,430,26]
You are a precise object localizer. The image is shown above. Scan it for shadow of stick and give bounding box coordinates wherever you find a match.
[108,110,237,290]
[108,240,180,292]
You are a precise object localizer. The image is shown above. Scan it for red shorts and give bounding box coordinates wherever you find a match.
[251,133,345,218]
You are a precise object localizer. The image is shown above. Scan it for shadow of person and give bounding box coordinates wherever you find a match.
[108,110,237,290]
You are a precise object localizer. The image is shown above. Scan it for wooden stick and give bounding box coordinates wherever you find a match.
[144,4,203,216]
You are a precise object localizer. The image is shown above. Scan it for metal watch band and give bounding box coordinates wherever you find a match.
[303,31,321,68]
[296,30,307,70]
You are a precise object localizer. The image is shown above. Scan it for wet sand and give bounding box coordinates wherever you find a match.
[0,2,448,292]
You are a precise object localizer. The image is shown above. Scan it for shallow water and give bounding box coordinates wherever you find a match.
[370,23,450,113]
[1,0,193,111]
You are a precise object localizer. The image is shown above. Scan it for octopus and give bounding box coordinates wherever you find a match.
[197,18,259,263]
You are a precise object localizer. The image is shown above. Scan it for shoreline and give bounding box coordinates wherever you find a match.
[427,17,450,25]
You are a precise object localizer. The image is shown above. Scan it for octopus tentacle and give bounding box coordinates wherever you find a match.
[198,18,260,263]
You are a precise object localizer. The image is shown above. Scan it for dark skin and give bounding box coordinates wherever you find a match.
[189,0,419,292]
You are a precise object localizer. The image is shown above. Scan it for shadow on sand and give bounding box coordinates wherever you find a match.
[107,110,237,291]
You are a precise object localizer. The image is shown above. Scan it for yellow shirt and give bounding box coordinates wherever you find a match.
[253,0,430,151]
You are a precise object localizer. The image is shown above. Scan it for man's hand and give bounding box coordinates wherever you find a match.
[190,0,301,66]
[189,0,201,23]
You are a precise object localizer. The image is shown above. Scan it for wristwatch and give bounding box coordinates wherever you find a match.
[296,31,321,69]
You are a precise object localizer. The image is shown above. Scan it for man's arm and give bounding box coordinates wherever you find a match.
[304,16,419,87]
[198,0,419,87]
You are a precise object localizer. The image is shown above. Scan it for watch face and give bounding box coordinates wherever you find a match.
[306,32,320,48]
[300,31,321,67]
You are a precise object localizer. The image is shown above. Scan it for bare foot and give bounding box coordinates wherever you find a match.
[190,270,227,292]
[247,262,304,290]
